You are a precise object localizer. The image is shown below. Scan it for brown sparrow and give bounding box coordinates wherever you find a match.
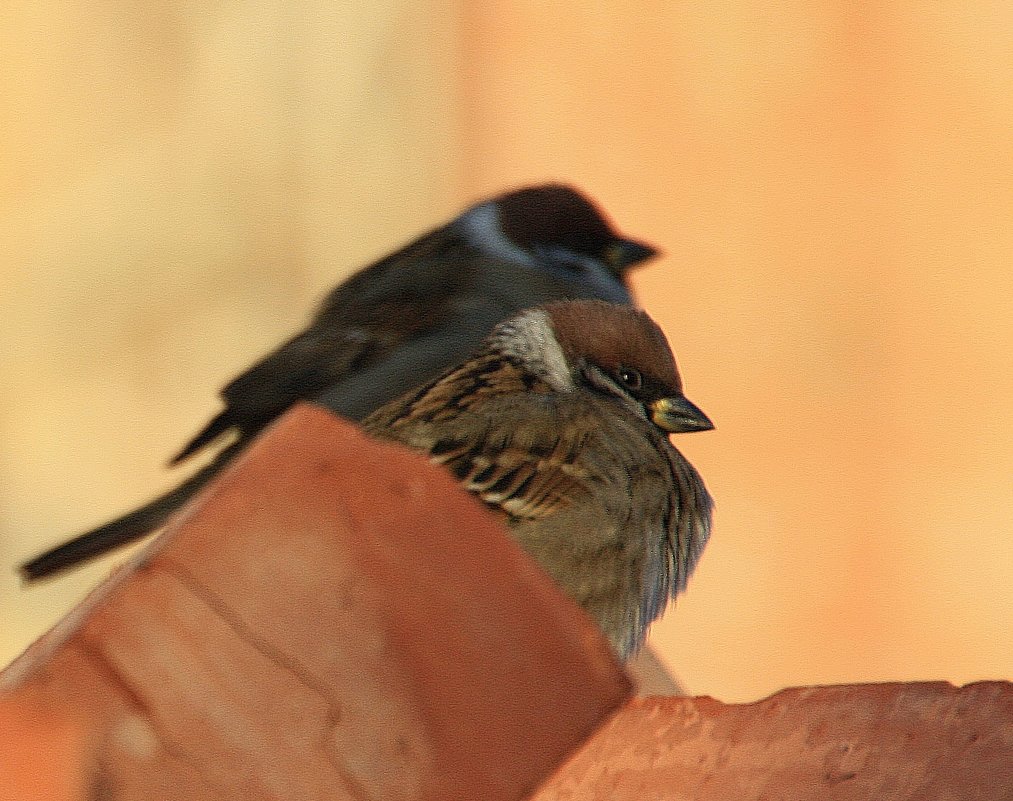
[362,300,713,659]
[22,185,657,580]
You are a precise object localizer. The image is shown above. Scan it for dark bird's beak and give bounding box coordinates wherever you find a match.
[651,395,714,433]
[604,239,659,271]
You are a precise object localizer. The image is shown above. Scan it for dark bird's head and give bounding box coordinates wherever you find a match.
[455,184,659,304]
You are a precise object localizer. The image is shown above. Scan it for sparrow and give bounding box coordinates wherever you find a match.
[362,300,714,659]
[21,185,658,581]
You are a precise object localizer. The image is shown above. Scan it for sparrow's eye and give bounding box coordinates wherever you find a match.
[617,367,643,391]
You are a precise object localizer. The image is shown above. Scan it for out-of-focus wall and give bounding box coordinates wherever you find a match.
[1,1,464,666]
[3,3,1011,702]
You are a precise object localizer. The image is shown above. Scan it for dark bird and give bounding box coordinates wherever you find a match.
[21,185,657,581]
[363,300,713,658]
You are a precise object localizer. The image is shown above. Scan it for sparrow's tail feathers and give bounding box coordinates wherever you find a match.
[20,442,245,582]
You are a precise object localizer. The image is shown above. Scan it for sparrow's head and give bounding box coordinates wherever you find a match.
[456,185,658,301]
[494,300,713,434]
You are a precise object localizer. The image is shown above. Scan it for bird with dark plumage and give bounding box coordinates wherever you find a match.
[363,300,713,659]
[21,185,658,581]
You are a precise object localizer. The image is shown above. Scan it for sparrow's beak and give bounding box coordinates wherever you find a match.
[604,239,659,271]
[651,395,714,433]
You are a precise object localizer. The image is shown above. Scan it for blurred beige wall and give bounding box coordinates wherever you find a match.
[3,3,1011,702]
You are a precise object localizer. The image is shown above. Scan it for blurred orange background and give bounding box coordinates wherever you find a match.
[2,3,1010,702]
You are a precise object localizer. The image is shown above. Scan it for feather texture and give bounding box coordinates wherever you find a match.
[362,301,713,659]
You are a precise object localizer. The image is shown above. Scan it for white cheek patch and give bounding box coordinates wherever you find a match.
[493,309,574,392]
[456,202,537,268]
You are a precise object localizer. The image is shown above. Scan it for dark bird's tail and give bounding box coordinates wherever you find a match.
[19,441,245,582]
[168,409,235,466]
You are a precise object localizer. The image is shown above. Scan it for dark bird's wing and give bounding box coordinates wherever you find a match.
[174,231,631,464]
[171,231,482,463]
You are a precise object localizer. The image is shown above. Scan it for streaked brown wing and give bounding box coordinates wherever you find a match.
[428,431,596,520]
[367,381,603,522]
